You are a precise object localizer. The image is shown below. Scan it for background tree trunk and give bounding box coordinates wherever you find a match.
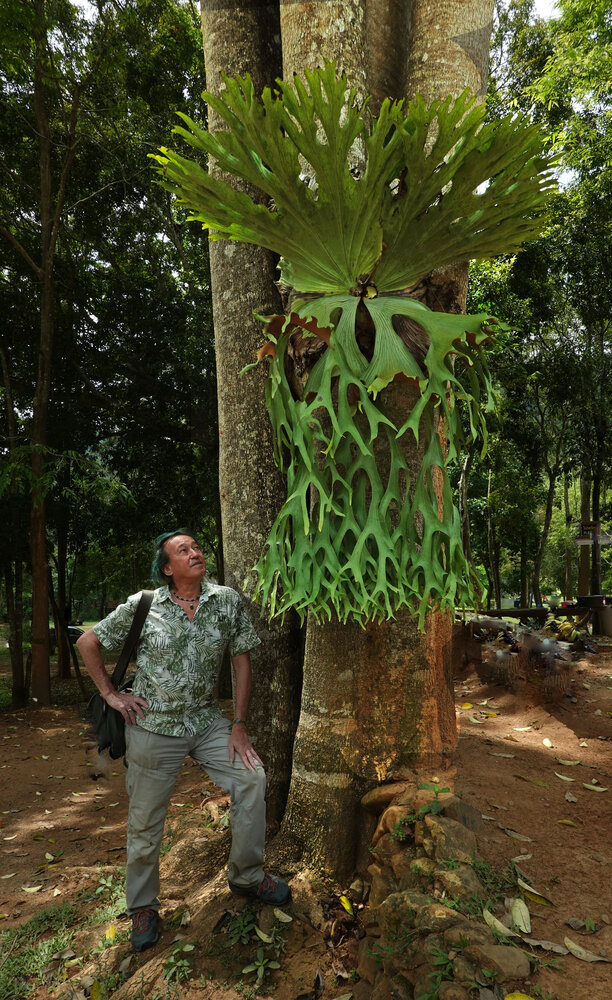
[278,0,494,877]
[200,2,303,827]
[563,473,574,601]
[578,471,591,596]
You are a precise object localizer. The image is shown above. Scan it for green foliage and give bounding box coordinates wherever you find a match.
[155,62,555,295]
[252,304,498,627]
[163,941,195,983]
[241,946,280,986]
[0,904,80,1000]
[156,63,554,627]
[227,908,257,947]
[416,943,456,1000]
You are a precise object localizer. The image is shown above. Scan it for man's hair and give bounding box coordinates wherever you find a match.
[151,529,200,587]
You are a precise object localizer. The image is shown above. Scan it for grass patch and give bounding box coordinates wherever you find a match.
[0,903,80,1000]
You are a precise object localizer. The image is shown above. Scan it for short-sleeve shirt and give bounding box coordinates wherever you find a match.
[93,582,261,737]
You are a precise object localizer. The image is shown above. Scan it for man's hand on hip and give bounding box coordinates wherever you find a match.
[228,723,263,769]
[105,690,148,725]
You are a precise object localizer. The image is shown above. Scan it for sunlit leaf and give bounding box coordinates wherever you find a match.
[517,878,553,906]
[511,898,531,934]
[558,819,578,827]
[22,885,43,893]
[339,895,354,915]
[583,783,607,792]
[542,737,553,748]
[554,772,575,782]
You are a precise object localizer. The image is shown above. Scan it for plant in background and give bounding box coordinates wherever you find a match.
[154,62,555,629]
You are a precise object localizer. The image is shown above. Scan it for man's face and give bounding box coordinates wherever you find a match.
[162,535,206,583]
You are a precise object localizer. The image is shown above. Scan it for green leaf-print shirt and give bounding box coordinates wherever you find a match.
[93,583,261,737]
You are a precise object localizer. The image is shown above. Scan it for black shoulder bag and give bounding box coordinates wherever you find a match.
[85,590,154,759]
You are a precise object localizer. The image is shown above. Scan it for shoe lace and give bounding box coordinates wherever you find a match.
[257,873,276,896]
[132,907,156,934]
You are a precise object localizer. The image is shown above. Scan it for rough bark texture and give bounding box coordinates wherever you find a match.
[280,0,368,99]
[578,472,590,597]
[201,3,303,826]
[278,0,494,878]
[405,0,493,101]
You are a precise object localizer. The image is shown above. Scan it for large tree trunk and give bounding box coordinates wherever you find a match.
[278,0,494,878]
[200,3,303,827]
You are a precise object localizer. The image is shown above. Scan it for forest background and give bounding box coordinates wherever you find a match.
[1,0,611,713]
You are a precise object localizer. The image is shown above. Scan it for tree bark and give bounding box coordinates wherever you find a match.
[487,468,501,608]
[0,346,27,705]
[278,0,494,877]
[201,2,303,827]
[578,470,591,596]
[563,473,574,601]
[29,5,54,702]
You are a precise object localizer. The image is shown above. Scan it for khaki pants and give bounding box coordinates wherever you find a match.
[124,717,266,914]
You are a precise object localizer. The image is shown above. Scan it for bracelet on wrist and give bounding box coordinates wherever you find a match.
[232,717,246,725]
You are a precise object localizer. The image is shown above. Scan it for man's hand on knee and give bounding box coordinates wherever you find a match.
[228,723,263,770]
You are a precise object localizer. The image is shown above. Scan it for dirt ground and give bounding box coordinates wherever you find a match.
[1,637,611,1000]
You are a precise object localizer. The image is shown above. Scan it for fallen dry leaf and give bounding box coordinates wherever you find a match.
[564,936,610,962]
[517,878,554,906]
[522,938,568,955]
[483,908,520,938]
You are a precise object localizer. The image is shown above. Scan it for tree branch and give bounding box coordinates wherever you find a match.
[0,224,42,279]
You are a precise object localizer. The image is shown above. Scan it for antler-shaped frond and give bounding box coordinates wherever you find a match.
[153,62,556,294]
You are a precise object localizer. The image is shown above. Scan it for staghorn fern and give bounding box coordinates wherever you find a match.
[153,62,556,627]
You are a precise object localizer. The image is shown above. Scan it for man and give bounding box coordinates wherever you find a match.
[77,529,290,953]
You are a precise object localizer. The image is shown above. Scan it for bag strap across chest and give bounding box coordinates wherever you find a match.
[110,590,154,688]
